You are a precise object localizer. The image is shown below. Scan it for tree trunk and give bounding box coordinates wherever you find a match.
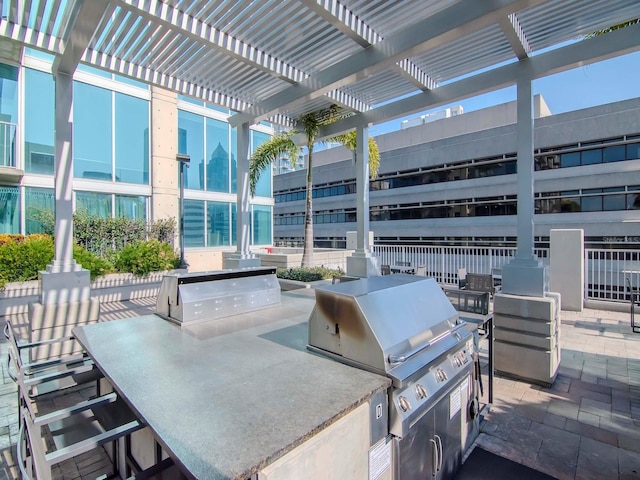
[301,144,314,267]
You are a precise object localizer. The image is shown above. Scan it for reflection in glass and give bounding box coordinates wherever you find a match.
[25,69,55,174]
[252,131,272,197]
[178,110,204,191]
[184,199,205,247]
[74,82,112,180]
[115,93,149,184]
[0,63,18,167]
[76,191,112,218]
[25,187,54,234]
[206,118,229,192]
[252,205,272,245]
[0,186,19,233]
[207,201,230,246]
[116,195,147,220]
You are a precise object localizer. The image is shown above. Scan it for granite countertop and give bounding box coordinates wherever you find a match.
[73,299,390,480]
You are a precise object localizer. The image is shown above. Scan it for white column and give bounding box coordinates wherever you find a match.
[224,123,259,268]
[346,125,378,277]
[51,72,78,271]
[39,71,91,304]
[500,68,547,297]
[355,125,371,254]
[515,72,535,263]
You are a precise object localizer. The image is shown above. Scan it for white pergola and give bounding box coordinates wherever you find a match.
[1,0,639,291]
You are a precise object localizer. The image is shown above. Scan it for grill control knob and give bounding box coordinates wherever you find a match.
[398,396,411,412]
[415,384,428,399]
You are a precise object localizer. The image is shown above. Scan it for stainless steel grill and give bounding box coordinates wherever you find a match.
[308,274,477,479]
[156,267,280,326]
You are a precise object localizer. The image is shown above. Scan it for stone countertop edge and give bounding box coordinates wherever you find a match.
[73,315,392,480]
[244,379,391,480]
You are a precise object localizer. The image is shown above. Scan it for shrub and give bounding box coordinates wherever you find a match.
[0,235,54,286]
[114,240,180,276]
[73,245,114,280]
[276,266,344,282]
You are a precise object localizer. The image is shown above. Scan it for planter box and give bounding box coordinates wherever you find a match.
[0,272,166,317]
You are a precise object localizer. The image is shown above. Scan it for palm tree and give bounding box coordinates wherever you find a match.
[249,105,380,267]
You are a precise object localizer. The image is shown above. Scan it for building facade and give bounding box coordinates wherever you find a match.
[273,96,640,250]
[0,49,274,260]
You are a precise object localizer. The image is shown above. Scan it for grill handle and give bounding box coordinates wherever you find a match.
[387,323,467,364]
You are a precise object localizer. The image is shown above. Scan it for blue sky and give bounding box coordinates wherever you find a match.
[369,50,640,137]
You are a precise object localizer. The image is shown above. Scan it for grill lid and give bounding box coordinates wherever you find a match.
[308,275,459,378]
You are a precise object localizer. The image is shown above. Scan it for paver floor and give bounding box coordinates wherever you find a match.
[1,297,639,479]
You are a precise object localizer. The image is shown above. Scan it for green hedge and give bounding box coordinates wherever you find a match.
[276,266,344,282]
[114,239,180,276]
[0,235,179,289]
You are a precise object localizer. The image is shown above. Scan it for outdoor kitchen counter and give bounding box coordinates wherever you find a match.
[73,302,391,480]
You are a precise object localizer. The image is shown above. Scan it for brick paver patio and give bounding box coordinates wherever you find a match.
[1,297,639,479]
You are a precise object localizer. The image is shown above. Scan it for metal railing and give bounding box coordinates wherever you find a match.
[372,245,549,286]
[585,248,640,302]
[372,244,640,304]
[0,121,17,168]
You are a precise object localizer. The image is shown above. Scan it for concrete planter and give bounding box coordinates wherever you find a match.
[0,271,167,317]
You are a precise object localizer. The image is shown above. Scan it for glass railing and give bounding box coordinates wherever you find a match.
[0,121,17,168]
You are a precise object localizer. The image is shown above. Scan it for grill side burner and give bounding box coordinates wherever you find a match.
[307,275,477,479]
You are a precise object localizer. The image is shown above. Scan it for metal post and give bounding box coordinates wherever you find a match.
[177,154,190,270]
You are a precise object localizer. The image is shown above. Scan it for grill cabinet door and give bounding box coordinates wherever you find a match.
[396,408,436,478]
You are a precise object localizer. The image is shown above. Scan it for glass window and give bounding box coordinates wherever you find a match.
[74,81,112,180]
[115,93,149,184]
[560,152,580,168]
[116,195,147,220]
[25,187,54,234]
[23,48,55,62]
[24,69,55,174]
[0,63,18,167]
[581,148,602,165]
[76,191,112,218]
[230,127,237,194]
[627,193,640,210]
[207,201,230,246]
[183,199,205,247]
[252,131,272,197]
[114,75,148,89]
[178,94,204,106]
[627,143,640,160]
[231,203,237,246]
[76,64,111,78]
[0,186,19,233]
[252,205,272,245]
[205,118,229,192]
[603,145,625,163]
[178,110,204,191]
[206,103,229,114]
[603,194,626,211]
[581,195,601,212]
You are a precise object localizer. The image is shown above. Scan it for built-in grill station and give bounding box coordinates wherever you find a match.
[308,275,478,479]
[156,267,280,326]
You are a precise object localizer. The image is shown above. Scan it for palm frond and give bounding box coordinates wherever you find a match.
[249,132,300,196]
[586,18,638,38]
[328,131,380,178]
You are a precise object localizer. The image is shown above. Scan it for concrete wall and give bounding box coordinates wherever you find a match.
[550,229,584,311]
[150,87,179,236]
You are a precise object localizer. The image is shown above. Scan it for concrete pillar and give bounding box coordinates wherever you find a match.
[30,71,98,360]
[150,87,179,226]
[39,71,90,304]
[494,69,560,386]
[225,123,259,269]
[346,125,379,277]
[550,229,584,311]
[500,69,548,297]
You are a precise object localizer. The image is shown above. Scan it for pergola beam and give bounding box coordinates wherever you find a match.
[52,0,114,76]
[229,0,549,127]
[299,0,435,90]
[499,13,531,60]
[318,23,640,139]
